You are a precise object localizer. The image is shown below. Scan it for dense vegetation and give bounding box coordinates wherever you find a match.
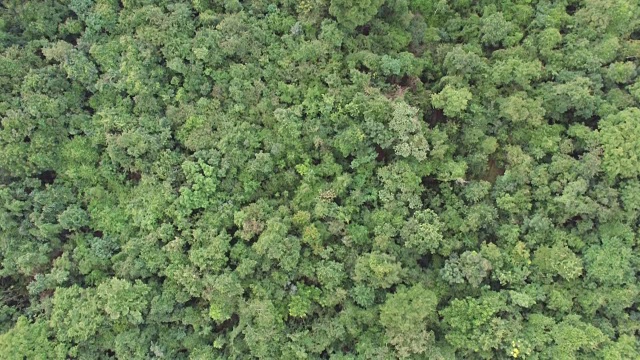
[1,0,640,358]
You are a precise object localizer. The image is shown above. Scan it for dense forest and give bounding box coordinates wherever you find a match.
[1,0,640,358]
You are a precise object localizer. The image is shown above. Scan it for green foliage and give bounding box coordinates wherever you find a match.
[380,284,438,358]
[354,252,402,289]
[329,0,385,29]
[547,315,607,359]
[532,244,583,281]
[0,317,53,360]
[440,293,509,357]
[441,251,492,287]
[400,209,444,254]
[1,0,640,358]
[431,85,473,117]
[599,107,640,179]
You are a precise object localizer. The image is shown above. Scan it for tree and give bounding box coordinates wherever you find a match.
[431,85,472,117]
[354,252,403,289]
[441,251,492,287]
[400,209,444,254]
[599,108,640,180]
[329,0,385,29]
[0,317,53,360]
[532,244,583,282]
[380,284,438,358]
[440,293,509,357]
[2,0,640,358]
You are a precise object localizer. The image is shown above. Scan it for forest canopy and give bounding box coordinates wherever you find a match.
[1,0,640,359]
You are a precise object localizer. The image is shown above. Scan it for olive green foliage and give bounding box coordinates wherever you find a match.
[1,0,640,358]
